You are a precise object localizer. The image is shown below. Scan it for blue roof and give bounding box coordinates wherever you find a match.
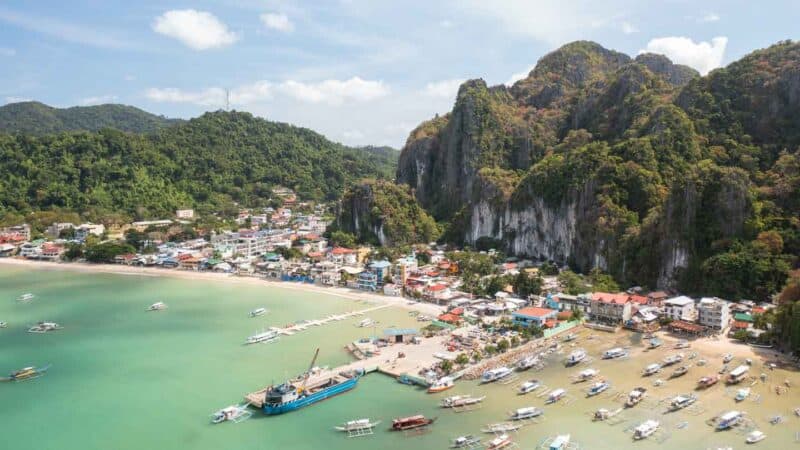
[383,328,418,336]
[370,260,391,269]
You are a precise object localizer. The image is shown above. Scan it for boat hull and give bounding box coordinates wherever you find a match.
[261,376,359,415]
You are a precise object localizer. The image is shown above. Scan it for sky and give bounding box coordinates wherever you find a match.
[0,1,798,148]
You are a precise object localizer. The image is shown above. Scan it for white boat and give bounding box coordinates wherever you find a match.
[565,349,586,366]
[249,307,267,317]
[481,422,521,433]
[428,376,455,393]
[211,404,252,424]
[633,419,660,440]
[245,330,279,344]
[674,339,690,349]
[147,302,167,311]
[669,394,697,410]
[593,408,619,421]
[626,387,647,407]
[518,379,541,395]
[27,321,62,333]
[356,317,375,327]
[516,354,540,370]
[546,388,566,404]
[562,333,577,342]
[451,435,481,448]
[481,366,513,383]
[509,406,543,420]
[587,380,610,396]
[662,353,684,366]
[550,434,571,450]
[746,430,766,444]
[417,315,431,322]
[735,387,751,402]
[576,368,598,381]
[723,353,734,363]
[0,321,6,328]
[441,395,485,408]
[17,293,35,302]
[334,418,381,431]
[643,363,661,376]
[716,411,743,430]
[602,347,627,359]
[486,433,513,450]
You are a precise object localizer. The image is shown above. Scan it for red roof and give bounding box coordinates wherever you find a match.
[426,284,448,292]
[629,295,648,305]
[437,313,461,323]
[732,321,750,329]
[592,292,632,305]
[503,262,517,270]
[556,310,573,320]
[331,247,355,255]
[752,307,766,314]
[307,251,323,258]
[449,307,464,315]
[515,307,557,318]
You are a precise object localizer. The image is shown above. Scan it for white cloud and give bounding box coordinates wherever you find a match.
[260,13,294,32]
[81,95,118,105]
[621,21,638,34]
[422,79,464,99]
[439,20,454,28]
[699,13,720,23]
[153,9,238,50]
[640,36,727,75]
[506,65,535,86]
[145,81,274,107]
[4,96,30,104]
[0,47,15,56]
[278,77,389,105]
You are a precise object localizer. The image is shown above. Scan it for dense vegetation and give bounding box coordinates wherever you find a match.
[0,101,180,135]
[0,111,397,221]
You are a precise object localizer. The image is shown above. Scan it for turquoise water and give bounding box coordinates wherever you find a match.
[2,265,798,450]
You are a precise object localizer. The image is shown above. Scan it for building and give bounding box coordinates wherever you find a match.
[664,296,696,322]
[211,230,270,259]
[512,307,559,328]
[383,328,419,344]
[176,209,195,220]
[368,260,392,287]
[75,223,105,241]
[590,293,634,324]
[356,271,379,291]
[647,291,669,306]
[39,242,64,260]
[131,220,173,232]
[697,297,731,330]
[47,222,75,238]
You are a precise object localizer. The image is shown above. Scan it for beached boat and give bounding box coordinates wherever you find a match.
[245,330,279,345]
[670,365,689,378]
[451,435,481,448]
[390,415,436,431]
[633,420,660,440]
[261,349,361,415]
[516,354,540,370]
[593,408,620,421]
[769,415,782,424]
[440,395,485,408]
[565,349,586,366]
[211,404,252,424]
[481,422,521,433]
[481,366,513,383]
[546,388,567,404]
[509,406,543,420]
[249,307,267,318]
[674,339,690,349]
[17,293,35,302]
[587,380,610,396]
[727,365,750,384]
[716,411,743,430]
[602,347,628,359]
[746,430,766,444]
[648,338,662,349]
[334,418,381,432]
[669,394,697,411]
[428,376,455,393]
[576,368,598,381]
[642,363,661,376]
[1,364,51,382]
[549,434,571,450]
[27,321,62,333]
[416,315,431,322]
[356,318,375,328]
[735,387,751,402]
[518,379,541,395]
[698,374,720,388]
[722,353,734,363]
[486,434,513,450]
[662,353,684,366]
[147,302,167,311]
[626,387,647,407]
[562,333,577,342]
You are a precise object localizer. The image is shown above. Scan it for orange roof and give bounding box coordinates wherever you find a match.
[732,321,750,329]
[426,284,448,292]
[331,247,355,255]
[592,292,632,305]
[437,313,461,323]
[752,307,766,314]
[544,319,557,328]
[515,307,558,318]
[629,295,648,305]
[449,307,464,315]
[557,310,573,320]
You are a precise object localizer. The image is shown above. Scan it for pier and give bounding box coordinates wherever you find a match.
[269,304,391,336]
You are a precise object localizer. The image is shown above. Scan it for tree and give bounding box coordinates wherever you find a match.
[329,230,357,248]
[63,243,84,261]
[497,338,510,352]
[732,329,750,342]
[570,305,584,322]
[84,241,135,263]
[440,360,453,374]
[58,227,76,239]
[510,336,520,347]
[455,353,470,365]
[558,270,589,295]
[539,261,559,276]
[513,272,543,297]
[484,344,498,355]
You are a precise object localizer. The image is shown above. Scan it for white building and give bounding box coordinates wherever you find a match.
[47,222,75,237]
[75,223,105,241]
[697,297,731,330]
[176,209,195,219]
[211,230,270,259]
[663,296,696,322]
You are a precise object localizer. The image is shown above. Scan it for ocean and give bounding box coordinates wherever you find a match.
[1,265,797,449]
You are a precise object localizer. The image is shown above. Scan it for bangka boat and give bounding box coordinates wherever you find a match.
[674,339,690,349]
[546,388,566,404]
[481,366,513,383]
[518,379,541,395]
[245,330,279,345]
[147,302,167,311]
[17,293,35,302]
[587,380,610,396]
[746,430,766,444]
[516,354,540,370]
[509,406,543,420]
[549,434,571,449]
[428,376,455,393]
[602,347,627,359]
[0,321,6,328]
[565,349,586,366]
[716,411,743,430]
[662,353,684,366]
[486,433,513,450]
[334,418,381,432]
[626,387,647,407]
[27,321,62,333]
[451,435,481,448]
[642,363,661,376]
[648,338,662,349]
[249,307,267,318]
[593,408,620,421]
[356,317,375,327]
[1,364,50,382]
[735,387,751,402]
[633,419,660,440]
[416,315,431,322]
[440,395,484,408]
[722,353,734,363]
[390,415,436,431]
[769,415,782,424]
[575,368,598,381]
[670,365,689,378]
[669,394,697,411]
[211,404,252,424]
[562,333,577,342]
[481,422,521,433]
[697,374,720,388]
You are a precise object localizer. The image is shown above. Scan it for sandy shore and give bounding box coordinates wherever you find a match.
[0,257,446,317]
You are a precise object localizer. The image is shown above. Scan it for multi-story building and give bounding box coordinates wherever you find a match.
[175,209,195,220]
[211,230,270,259]
[47,222,75,238]
[697,297,730,330]
[589,293,633,324]
[664,296,696,321]
[75,223,105,241]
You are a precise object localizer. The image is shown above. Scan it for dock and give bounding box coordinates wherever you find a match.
[269,304,390,336]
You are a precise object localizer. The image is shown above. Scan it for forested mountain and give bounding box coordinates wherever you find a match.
[0,111,396,220]
[0,101,180,134]
[387,40,800,299]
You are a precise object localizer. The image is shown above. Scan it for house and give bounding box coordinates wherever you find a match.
[368,260,392,287]
[39,243,64,260]
[46,222,75,238]
[19,241,44,258]
[131,220,173,232]
[211,230,271,259]
[647,291,669,306]
[590,293,633,324]
[75,223,105,241]
[512,307,559,328]
[329,247,357,265]
[357,271,379,291]
[0,243,15,257]
[664,296,696,322]
[383,328,419,344]
[697,297,731,330]
[176,209,195,219]
[424,283,452,303]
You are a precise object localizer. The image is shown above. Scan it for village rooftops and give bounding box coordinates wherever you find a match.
[592,292,634,304]
[514,306,558,318]
[665,296,694,306]
[331,247,355,255]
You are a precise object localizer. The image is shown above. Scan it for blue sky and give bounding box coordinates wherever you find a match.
[0,0,798,147]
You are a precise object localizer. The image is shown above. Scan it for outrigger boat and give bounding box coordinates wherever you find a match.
[722,353,734,364]
[390,414,436,431]
[428,376,455,393]
[674,339,690,349]
[593,407,621,421]
[602,347,628,359]
[440,394,485,408]
[481,422,522,433]
[356,318,375,327]
[587,380,610,396]
[1,364,51,382]
[481,366,513,383]
[633,420,660,440]
[546,388,567,404]
[211,404,252,424]
[17,293,35,302]
[669,394,697,411]
[550,434,571,449]
[562,333,577,342]
[518,379,541,395]
[0,321,6,328]
[451,435,481,448]
[509,406,543,420]
[735,387,751,402]
[575,368,599,381]
[648,338,662,349]
[716,410,743,430]
[642,363,661,376]
[662,353,684,366]
[516,354,540,370]
[334,418,382,432]
[249,307,268,317]
[565,349,586,366]
[626,387,647,407]
[245,330,279,345]
[27,321,62,333]
[147,302,167,311]
[670,365,690,378]
[486,434,513,450]
[697,374,720,388]
[746,430,766,444]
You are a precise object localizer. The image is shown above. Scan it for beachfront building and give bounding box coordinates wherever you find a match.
[357,271,379,291]
[368,260,392,287]
[664,296,696,322]
[647,291,669,306]
[512,306,559,328]
[697,297,731,330]
[46,222,75,238]
[589,293,634,324]
[75,223,105,241]
[383,328,419,344]
[211,230,270,259]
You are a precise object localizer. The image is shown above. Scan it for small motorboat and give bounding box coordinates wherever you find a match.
[794,407,800,417]
[0,321,7,328]
[669,394,697,411]
[549,434,571,449]
[211,404,252,424]
[334,418,381,432]
[546,388,566,404]
[481,422,521,433]
[27,321,62,333]
[245,330,279,345]
[451,435,481,448]
[626,387,647,407]
[249,307,268,318]
[633,419,660,440]
[723,353,734,363]
[662,353,684,366]
[416,315,432,322]
[356,317,376,327]
[562,333,577,342]
[148,302,167,311]
[440,395,484,408]
[602,347,628,359]
[735,387,751,402]
[486,433,513,450]
[593,407,621,421]
[698,374,720,388]
[670,365,689,378]
[518,379,541,395]
[516,354,540,370]
[1,364,51,382]
[565,349,586,366]
[746,430,766,444]
[509,406,543,420]
[769,415,782,425]
[587,380,610,396]
[648,338,662,349]
[642,363,661,376]
[716,411,743,430]
[575,368,599,381]
[390,415,436,431]
[428,376,455,393]
[482,366,513,383]
[17,293,35,302]
[674,339,690,349]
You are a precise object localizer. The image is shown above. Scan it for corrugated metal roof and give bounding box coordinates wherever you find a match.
[383,328,418,336]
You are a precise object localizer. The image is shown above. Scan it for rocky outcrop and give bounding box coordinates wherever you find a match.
[634,53,699,87]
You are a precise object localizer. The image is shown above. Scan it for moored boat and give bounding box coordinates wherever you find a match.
[565,349,586,366]
[648,338,662,348]
[669,394,697,411]
[1,364,50,382]
[440,394,484,408]
[516,354,540,370]
[727,365,750,384]
[245,330,279,345]
[147,301,167,311]
[509,406,543,420]
[735,387,750,402]
[626,387,647,407]
[390,414,436,431]
[716,410,743,430]
[546,388,566,404]
[662,353,684,366]
[17,293,35,302]
[602,347,627,359]
[633,419,660,440]
[722,353,734,363]
[27,321,62,333]
[550,434,571,449]
[746,430,766,444]
[211,404,252,424]
[356,317,375,327]
[698,374,720,388]
[587,380,610,396]
[451,435,481,448]
[481,366,513,383]
[0,321,6,328]
[481,422,521,433]
[428,376,455,393]
[486,433,513,450]
[334,418,381,432]
[575,368,598,381]
[674,339,690,349]
[642,363,661,376]
[518,379,541,395]
[670,365,689,378]
[249,307,267,317]
[562,333,577,342]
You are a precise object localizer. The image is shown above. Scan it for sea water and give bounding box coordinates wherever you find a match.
[1,265,797,449]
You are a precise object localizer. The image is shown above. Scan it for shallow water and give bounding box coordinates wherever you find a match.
[1,266,798,450]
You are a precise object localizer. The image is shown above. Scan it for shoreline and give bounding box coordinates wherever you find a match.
[0,258,446,317]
